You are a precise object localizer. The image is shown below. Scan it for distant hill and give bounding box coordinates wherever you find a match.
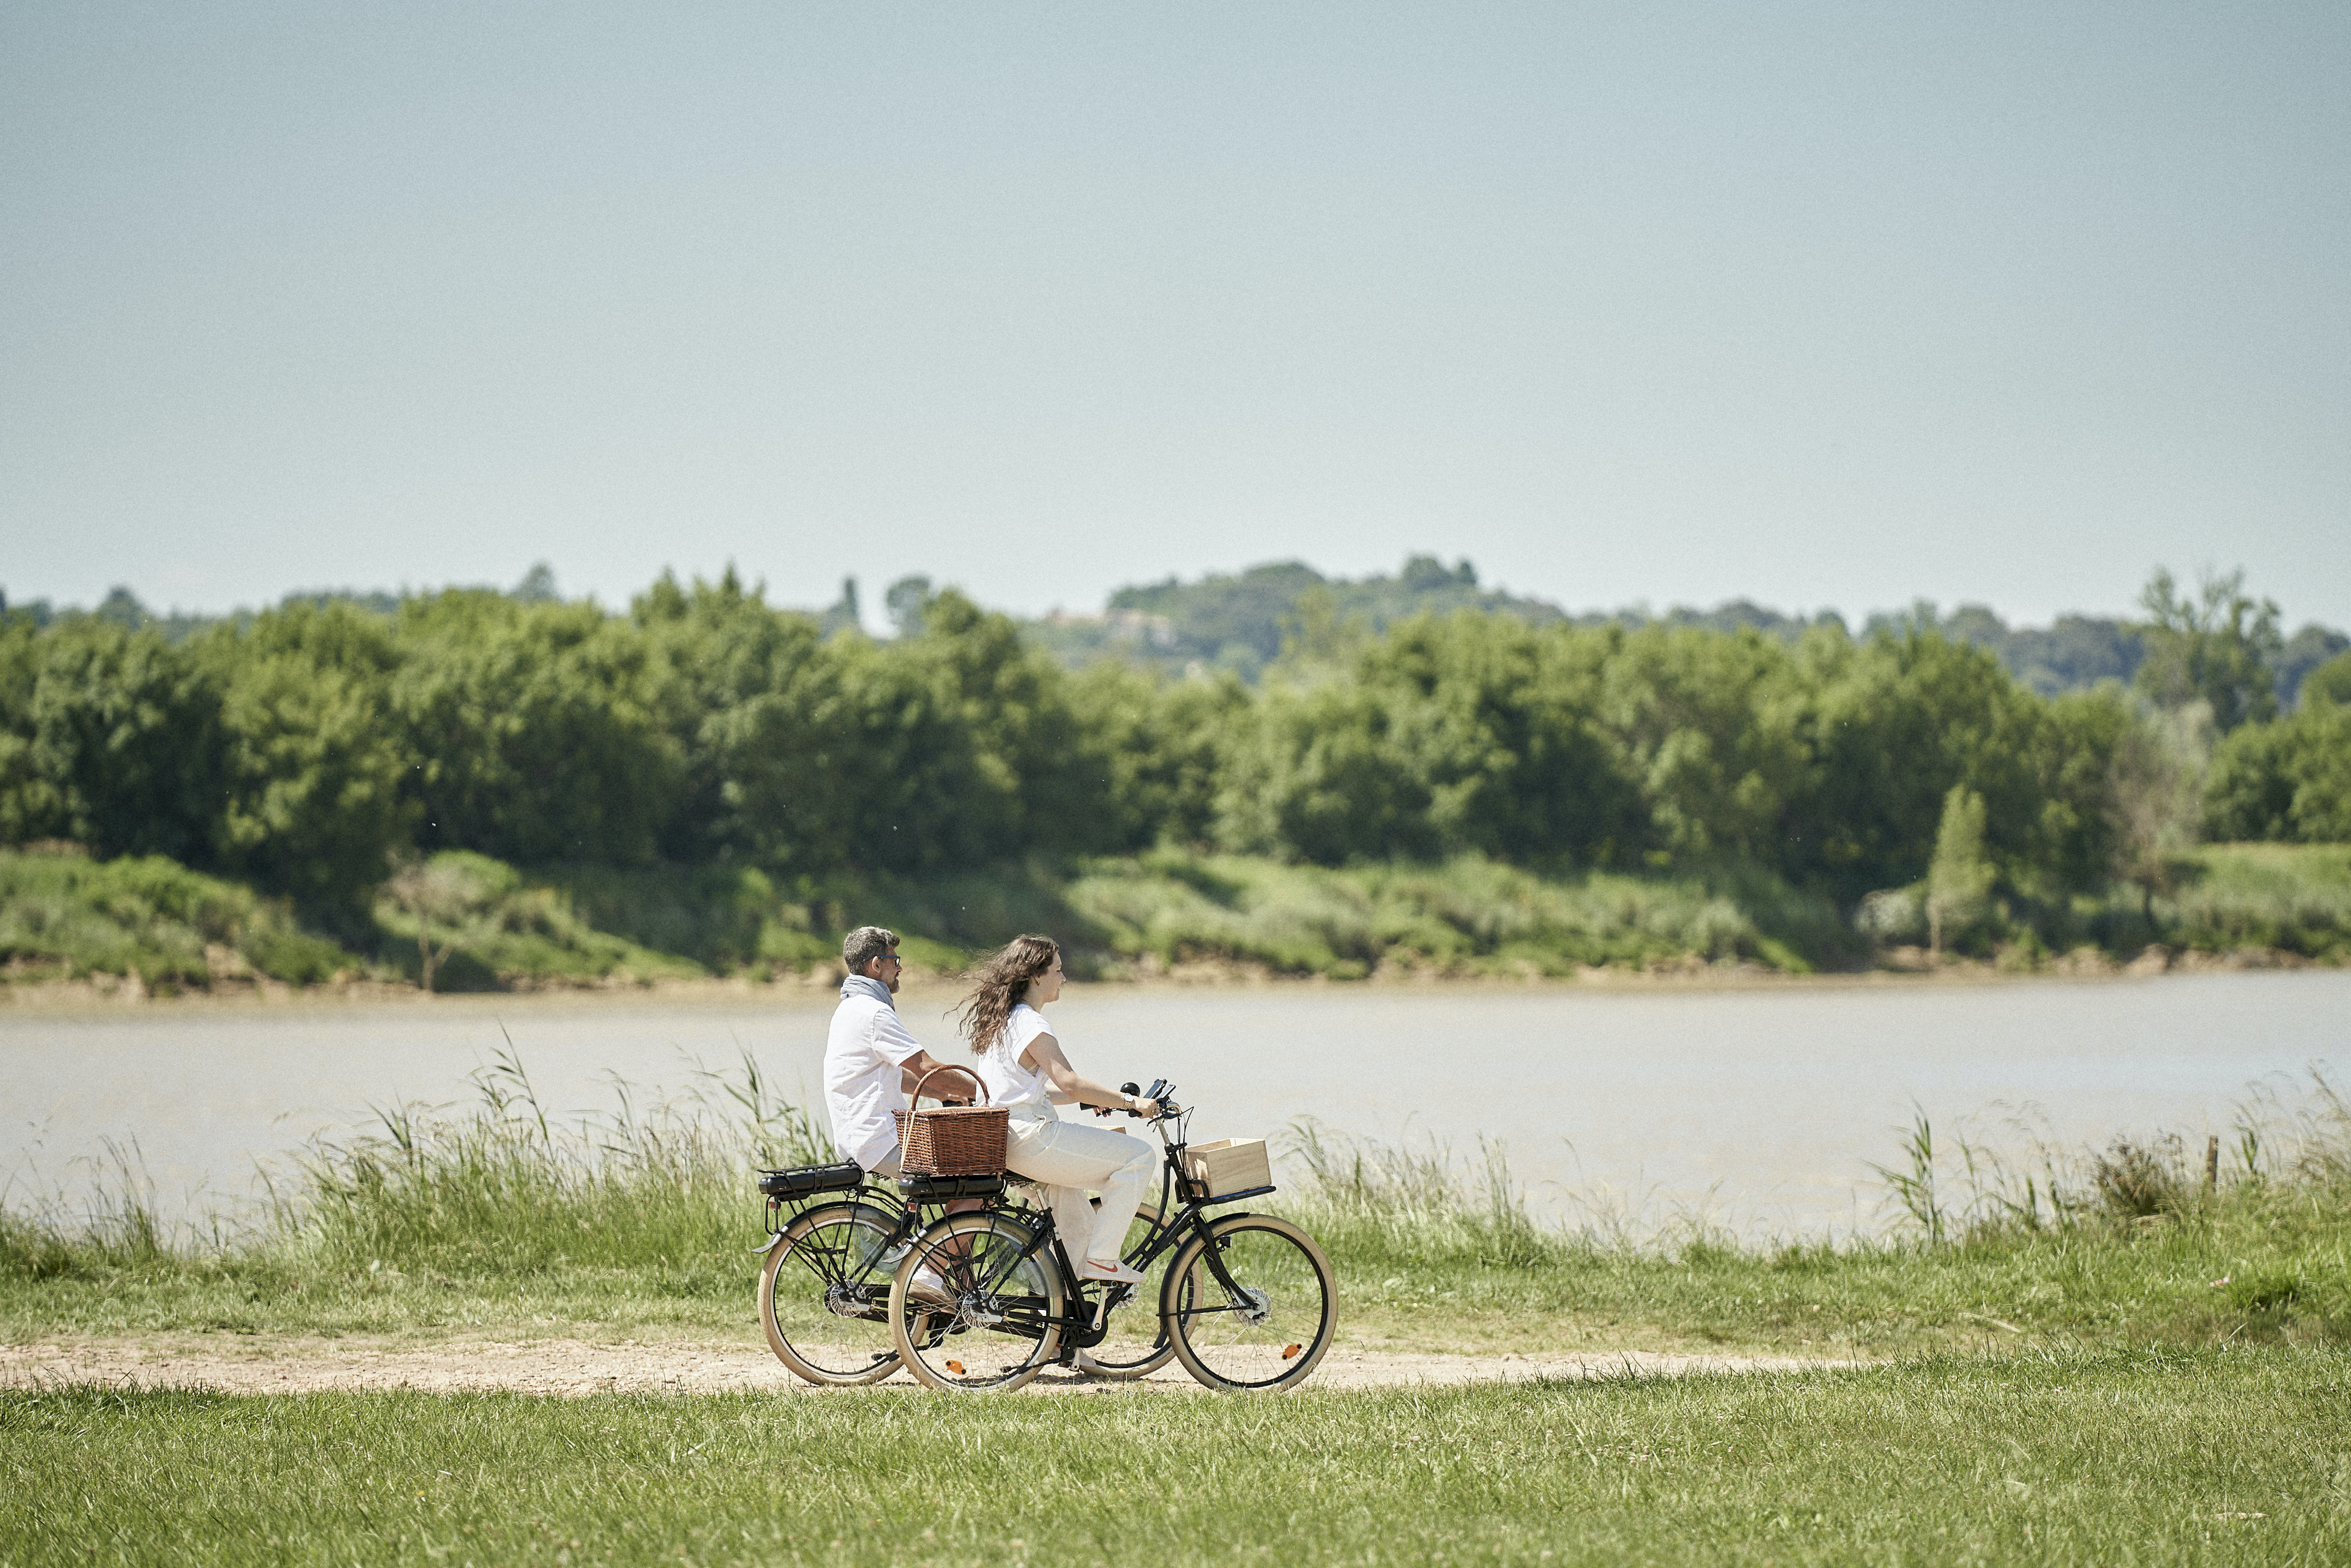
[0,567,556,646]
[1861,603,2149,697]
[1862,602,2347,703]
[1021,557,2350,705]
[1023,555,1563,679]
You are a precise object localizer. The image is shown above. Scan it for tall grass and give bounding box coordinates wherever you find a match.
[0,1138,180,1280]
[1265,1072,2351,1351]
[1283,1120,1556,1268]
[7,1058,2349,1353]
[277,1045,834,1275]
[1858,1070,2351,1242]
[2,1048,832,1286]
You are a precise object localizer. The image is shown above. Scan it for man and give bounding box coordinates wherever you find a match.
[825,926,980,1309]
[824,925,977,1178]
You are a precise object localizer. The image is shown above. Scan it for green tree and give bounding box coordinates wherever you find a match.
[1594,625,1810,868]
[884,575,933,638]
[2108,701,2211,920]
[392,592,679,865]
[1924,785,1995,957]
[2299,650,2351,711]
[383,853,493,992]
[2024,686,2138,894]
[1066,662,1247,850]
[1789,629,2048,898]
[200,603,414,910]
[1215,678,1433,863]
[1215,615,1647,867]
[2204,702,2351,844]
[2132,568,2280,733]
[24,618,224,863]
[0,617,64,843]
[632,568,834,866]
[1363,615,1640,865]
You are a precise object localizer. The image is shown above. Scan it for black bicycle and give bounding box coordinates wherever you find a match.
[883,1081,1336,1393]
[753,1160,928,1385]
[753,1157,1165,1385]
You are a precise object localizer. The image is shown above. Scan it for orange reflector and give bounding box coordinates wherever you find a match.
[946,1360,966,1375]
[1282,1343,1302,1361]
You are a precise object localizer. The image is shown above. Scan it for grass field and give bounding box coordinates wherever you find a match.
[6,1061,2347,1563]
[4,1347,2345,1566]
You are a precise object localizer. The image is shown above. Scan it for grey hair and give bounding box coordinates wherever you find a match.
[842,925,900,974]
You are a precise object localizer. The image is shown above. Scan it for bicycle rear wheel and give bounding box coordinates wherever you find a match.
[1163,1214,1335,1392]
[889,1210,1066,1392]
[1080,1200,1176,1379]
[757,1201,906,1386]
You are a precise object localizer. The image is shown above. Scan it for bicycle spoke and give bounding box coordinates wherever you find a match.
[760,1205,910,1386]
[1167,1217,1334,1392]
[1081,1201,1176,1379]
[892,1212,1065,1392]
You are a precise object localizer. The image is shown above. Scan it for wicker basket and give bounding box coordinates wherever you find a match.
[1183,1137,1272,1200]
[892,1067,1008,1177]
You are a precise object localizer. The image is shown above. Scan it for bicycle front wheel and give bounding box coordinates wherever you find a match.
[757,1202,906,1386]
[889,1209,1066,1393]
[1163,1214,1335,1392]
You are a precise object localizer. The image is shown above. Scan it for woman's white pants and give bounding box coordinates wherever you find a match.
[1003,1113,1157,1267]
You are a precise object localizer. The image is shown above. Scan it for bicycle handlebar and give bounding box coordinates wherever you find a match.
[1082,1079,1181,1121]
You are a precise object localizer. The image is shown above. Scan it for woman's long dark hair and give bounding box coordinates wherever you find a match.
[956,934,1059,1055]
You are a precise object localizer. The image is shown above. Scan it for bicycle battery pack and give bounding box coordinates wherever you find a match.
[756,1162,865,1199]
[897,1172,1007,1204]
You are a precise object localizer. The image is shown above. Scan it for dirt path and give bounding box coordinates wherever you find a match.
[2,1335,1855,1396]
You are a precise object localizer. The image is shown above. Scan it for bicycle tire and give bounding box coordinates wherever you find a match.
[756,1201,908,1386]
[1162,1213,1335,1392]
[1078,1200,1175,1379]
[888,1209,1065,1393]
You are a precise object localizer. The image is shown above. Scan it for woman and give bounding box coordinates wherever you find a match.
[959,934,1161,1284]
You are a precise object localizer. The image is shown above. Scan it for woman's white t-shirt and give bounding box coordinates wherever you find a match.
[975,1003,1057,1114]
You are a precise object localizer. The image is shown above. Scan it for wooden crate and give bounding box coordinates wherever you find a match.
[1183,1137,1272,1199]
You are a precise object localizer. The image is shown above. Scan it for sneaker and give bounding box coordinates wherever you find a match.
[906,1266,959,1307]
[1079,1258,1147,1286]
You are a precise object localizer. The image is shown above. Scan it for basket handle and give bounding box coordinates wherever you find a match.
[908,1064,988,1109]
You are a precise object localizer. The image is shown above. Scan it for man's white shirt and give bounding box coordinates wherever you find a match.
[823,974,924,1170]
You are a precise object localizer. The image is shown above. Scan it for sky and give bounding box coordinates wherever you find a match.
[3,2,2346,634]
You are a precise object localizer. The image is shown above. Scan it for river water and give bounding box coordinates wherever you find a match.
[4,971,2345,1238]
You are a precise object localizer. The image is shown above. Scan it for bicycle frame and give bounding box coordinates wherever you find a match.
[761,1175,999,1322]
[919,1101,1274,1351]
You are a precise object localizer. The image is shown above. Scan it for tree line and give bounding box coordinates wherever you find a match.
[1022,554,2349,699]
[2,565,2344,923]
